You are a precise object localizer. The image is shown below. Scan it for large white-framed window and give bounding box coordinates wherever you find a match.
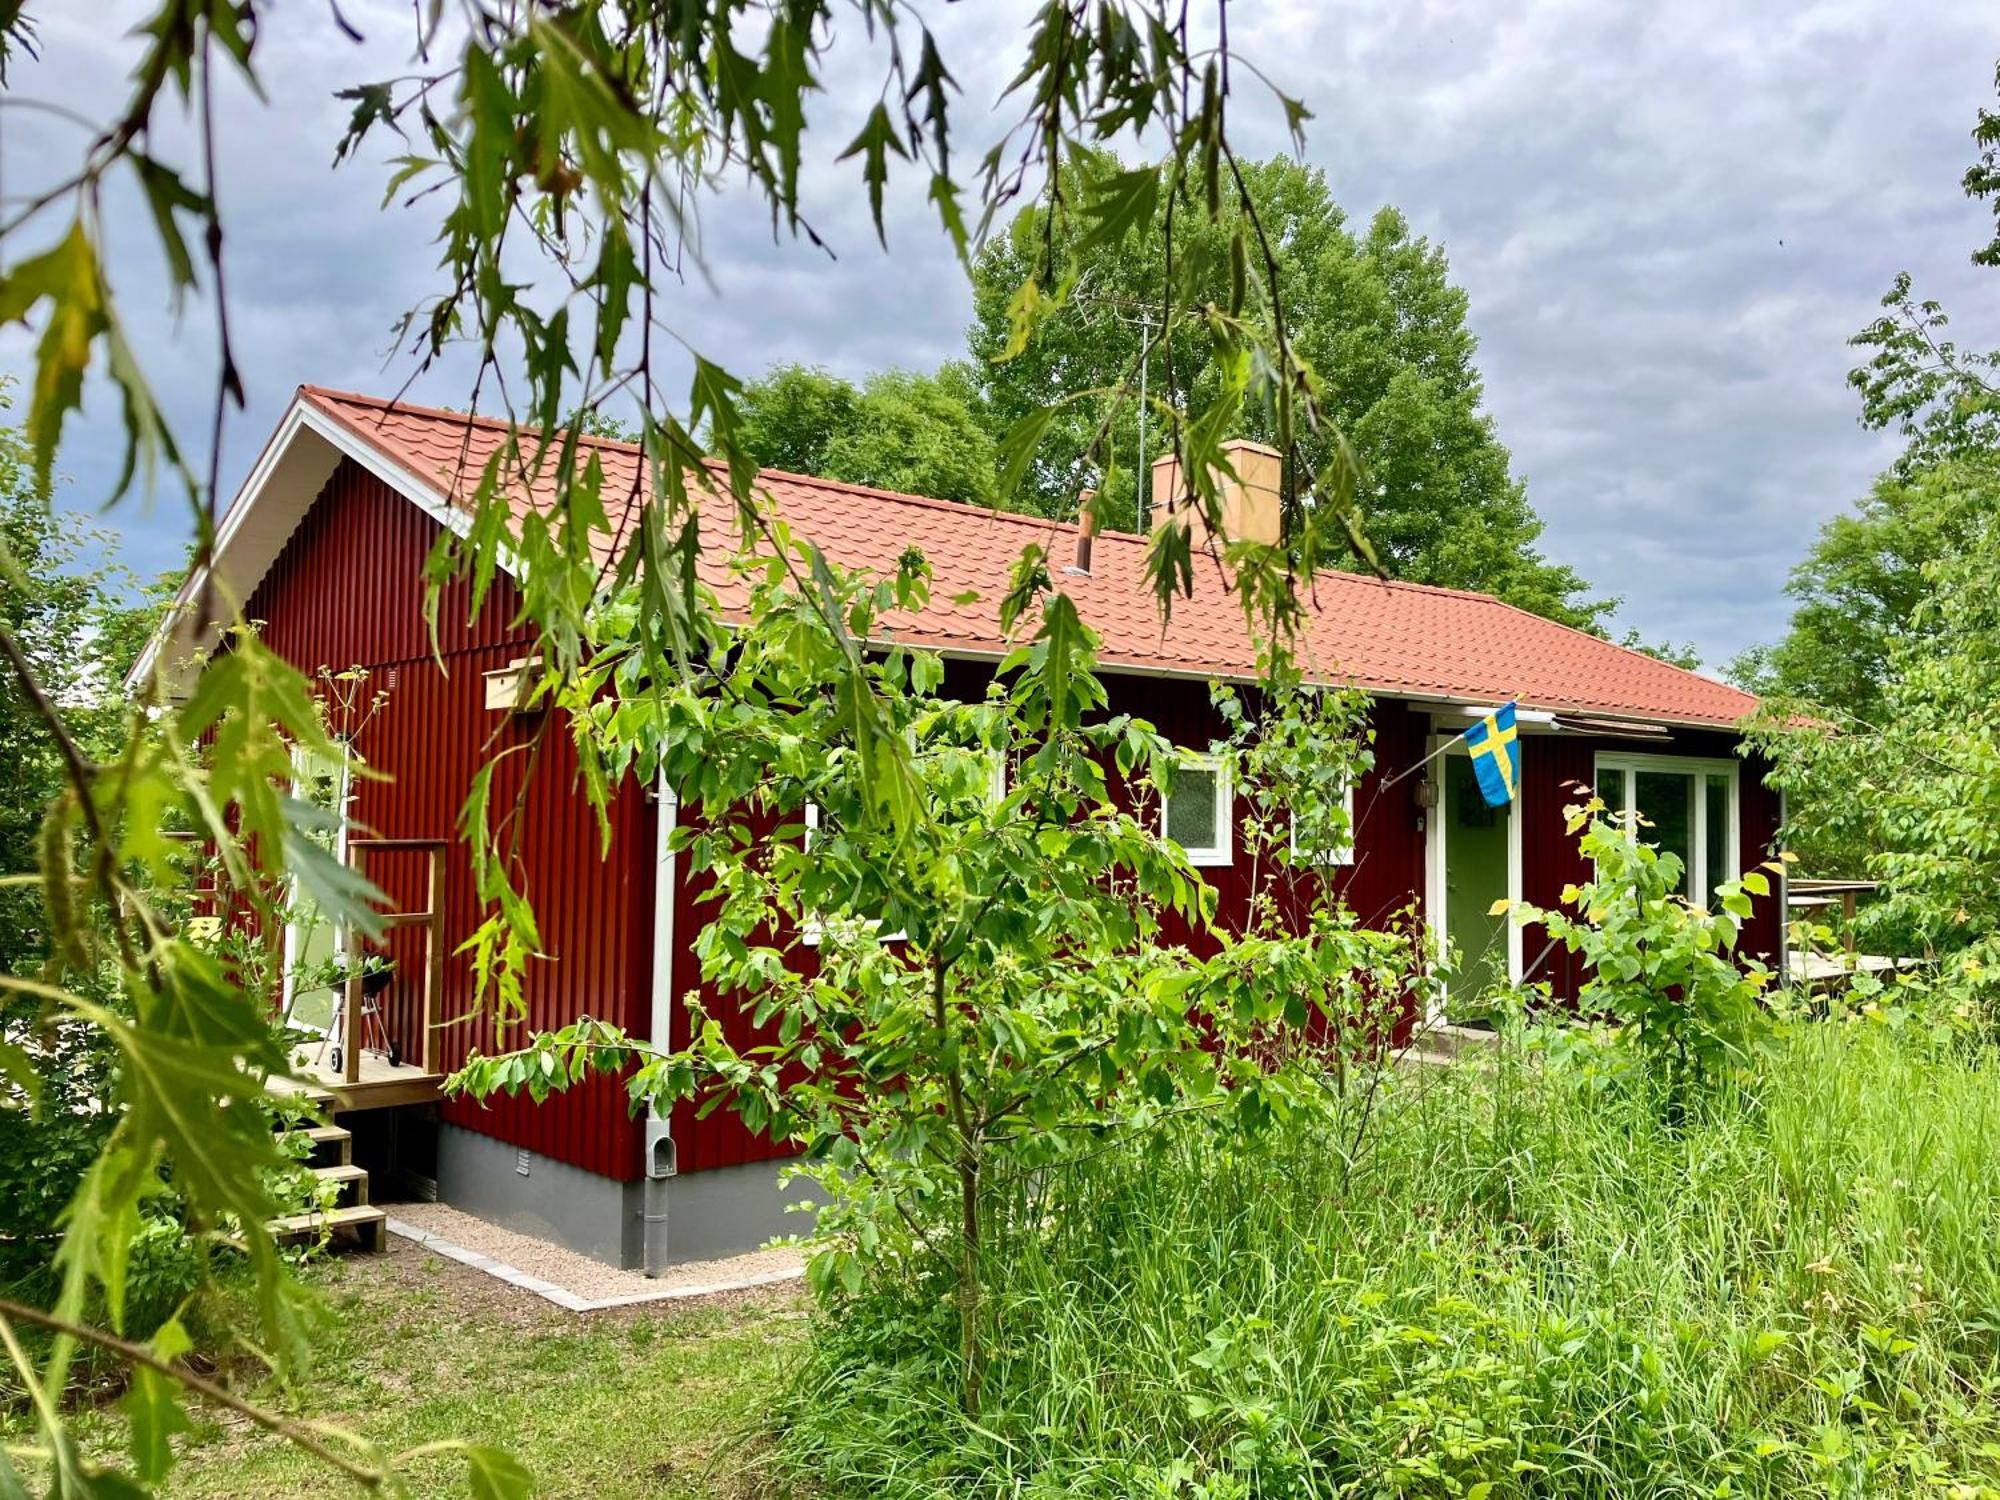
[1596,752,1740,906]
[1288,778,1357,867]
[1161,752,1232,867]
[281,740,355,1035]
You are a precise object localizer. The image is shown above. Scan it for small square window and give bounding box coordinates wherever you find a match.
[1162,755,1231,867]
[801,802,904,944]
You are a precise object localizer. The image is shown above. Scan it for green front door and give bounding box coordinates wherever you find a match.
[1443,752,1511,1015]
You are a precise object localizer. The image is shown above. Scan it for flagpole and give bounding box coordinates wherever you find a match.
[1378,698,1520,793]
[1378,725,1467,793]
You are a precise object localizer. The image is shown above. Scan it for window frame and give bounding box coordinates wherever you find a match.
[1594,751,1741,906]
[1160,751,1233,868]
[281,739,355,1032]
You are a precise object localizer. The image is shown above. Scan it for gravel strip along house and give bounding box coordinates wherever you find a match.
[130,386,1781,1272]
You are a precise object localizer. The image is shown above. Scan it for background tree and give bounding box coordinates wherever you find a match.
[0,388,181,1322]
[1740,68,2000,880]
[1747,492,2000,969]
[0,394,135,973]
[1731,462,1997,729]
[964,155,1609,630]
[1846,274,2000,476]
[739,364,998,506]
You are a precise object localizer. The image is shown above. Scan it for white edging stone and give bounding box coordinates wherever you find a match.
[384,1218,804,1311]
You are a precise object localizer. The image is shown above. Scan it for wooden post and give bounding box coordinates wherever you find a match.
[344,952,364,1080]
[422,843,444,1074]
[1842,890,1857,957]
[337,837,447,1082]
[347,843,365,1083]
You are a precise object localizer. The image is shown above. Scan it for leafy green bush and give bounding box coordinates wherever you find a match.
[1510,797,1781,1113]
[0,1014,120,1292]
[777,992,2000,1498]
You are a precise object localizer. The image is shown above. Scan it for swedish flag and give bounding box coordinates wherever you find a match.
[1465,702,1521,809]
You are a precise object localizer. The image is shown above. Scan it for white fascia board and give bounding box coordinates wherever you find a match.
[125,394,519,694]
[1453,704,1557,726]
[291,401,474,550]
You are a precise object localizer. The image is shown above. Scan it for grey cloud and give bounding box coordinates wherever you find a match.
[3,0,1996,672]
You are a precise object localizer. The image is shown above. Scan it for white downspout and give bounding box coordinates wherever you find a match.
[642,770,679,1276]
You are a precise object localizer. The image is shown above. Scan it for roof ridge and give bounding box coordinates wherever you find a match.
[300,384,653,463]
[304,385,1539,608]
[749,464,1074,534]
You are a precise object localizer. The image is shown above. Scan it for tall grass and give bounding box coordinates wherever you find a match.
[780,1015,2000,1497]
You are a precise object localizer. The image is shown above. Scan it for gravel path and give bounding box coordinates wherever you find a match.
[386,1200,805,1307]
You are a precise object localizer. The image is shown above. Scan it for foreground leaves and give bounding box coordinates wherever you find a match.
[456,540,1421,1414]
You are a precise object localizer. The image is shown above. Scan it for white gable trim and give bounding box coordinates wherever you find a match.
[126,393,506,695]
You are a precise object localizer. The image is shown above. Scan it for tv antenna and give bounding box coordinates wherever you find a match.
[1071,285,1166,530]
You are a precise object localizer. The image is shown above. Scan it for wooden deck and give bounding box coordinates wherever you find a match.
[284,837,449,1112]
[1787,950,1916,985]
[272,1048,447,1113]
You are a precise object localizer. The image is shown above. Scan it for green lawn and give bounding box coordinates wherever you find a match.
[113,1241,808,1498]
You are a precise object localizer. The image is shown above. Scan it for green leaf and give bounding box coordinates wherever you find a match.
[1278,91,1314,151]
[836,102,910,247]
[129,155,209,303]
[465,1444,534,1500]
[0,1037,42,1110]
[120,1363,192,1484]
[332,81,397,165]
[1076,165,1160,253]
[996,405,1061,504]
[0,218,108,491]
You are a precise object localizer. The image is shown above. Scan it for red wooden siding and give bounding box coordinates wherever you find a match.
[250,460,649,1181]
[249,461,1786,1185]
[1106,678,1430,941]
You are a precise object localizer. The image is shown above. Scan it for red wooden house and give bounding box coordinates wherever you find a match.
[131,387,1780,1271]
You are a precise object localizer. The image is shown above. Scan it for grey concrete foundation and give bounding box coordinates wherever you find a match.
[437,1124,643,1267]
[653,1156,821,1265]
[435,1124,817,1271]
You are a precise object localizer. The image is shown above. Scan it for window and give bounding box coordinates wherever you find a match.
[802,802,905,944]
[1161,753,1232,867]
[282,741,354,1034]
[1289,778,1357,867]
[1596,753,1739,905]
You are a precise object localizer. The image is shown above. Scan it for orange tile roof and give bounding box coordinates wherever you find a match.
[299,386,1758,729]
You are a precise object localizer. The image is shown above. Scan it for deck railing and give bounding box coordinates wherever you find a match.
[341,838,448,1084]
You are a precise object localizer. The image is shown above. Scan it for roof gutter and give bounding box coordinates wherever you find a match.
[916,644,1755,736]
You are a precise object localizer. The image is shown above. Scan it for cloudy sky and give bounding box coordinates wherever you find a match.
[3,0,1995,672]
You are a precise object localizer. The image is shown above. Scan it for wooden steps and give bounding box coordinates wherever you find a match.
[269,1204,388,1253]
[268,1124,385,1253]
[288,1124,353,1164]
[313,1162,370,1204]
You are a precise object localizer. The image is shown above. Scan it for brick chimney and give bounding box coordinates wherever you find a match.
[1066,488,1099,576]
[1150,438,1282,549]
